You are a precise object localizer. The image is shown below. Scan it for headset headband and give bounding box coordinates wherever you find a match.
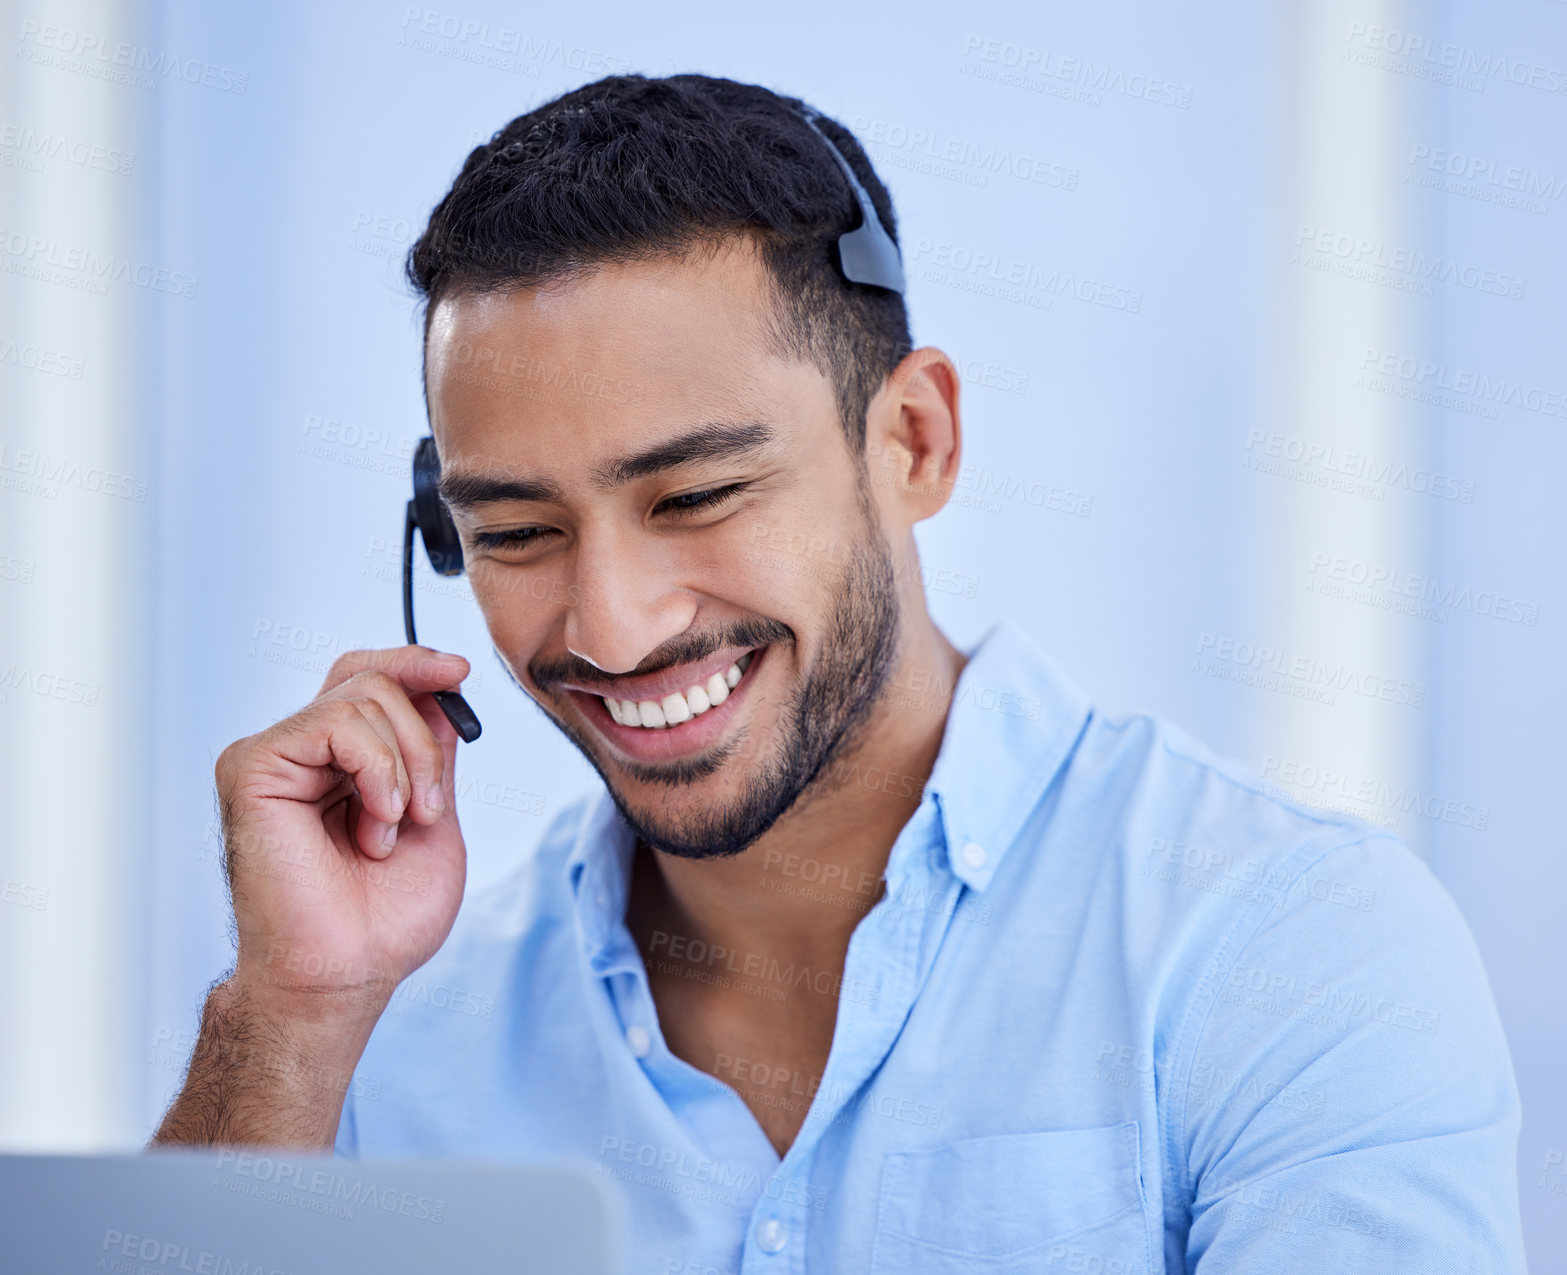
[796,106,906,295]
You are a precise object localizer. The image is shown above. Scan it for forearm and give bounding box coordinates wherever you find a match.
[149,977,386,1151]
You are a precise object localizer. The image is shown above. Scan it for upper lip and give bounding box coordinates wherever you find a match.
[558,644,762,705]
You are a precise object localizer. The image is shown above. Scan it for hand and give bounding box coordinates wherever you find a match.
[213,645,472,1016]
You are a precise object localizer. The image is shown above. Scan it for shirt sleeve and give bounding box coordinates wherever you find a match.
[1172,832,1525,1273]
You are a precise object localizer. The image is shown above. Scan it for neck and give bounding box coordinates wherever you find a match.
[629,617,970,968]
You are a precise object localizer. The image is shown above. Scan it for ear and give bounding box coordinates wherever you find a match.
[863,348,963,529]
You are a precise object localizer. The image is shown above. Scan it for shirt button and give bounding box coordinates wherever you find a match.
[960,841,988,869]
[625,1025,651,1057]
[755,1217,787,1254]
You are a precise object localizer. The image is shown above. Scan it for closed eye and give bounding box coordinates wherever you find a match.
[469,483,750,553]
[655,482,748,516]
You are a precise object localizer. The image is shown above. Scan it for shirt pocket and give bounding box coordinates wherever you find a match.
[868,1122,1152,1274]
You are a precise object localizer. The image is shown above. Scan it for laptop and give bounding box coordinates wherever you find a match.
[0,1148,623,1274]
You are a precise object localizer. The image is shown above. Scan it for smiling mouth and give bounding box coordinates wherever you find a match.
[602,649,756,729]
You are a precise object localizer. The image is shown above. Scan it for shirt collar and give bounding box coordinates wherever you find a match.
[565,788,639,973]
[564,616,1093,956]
[924,616,1092,892]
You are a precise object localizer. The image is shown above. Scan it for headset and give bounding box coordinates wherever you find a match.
[403,104,904,744]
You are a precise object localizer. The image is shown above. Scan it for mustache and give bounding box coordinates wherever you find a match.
[528,617,793,693]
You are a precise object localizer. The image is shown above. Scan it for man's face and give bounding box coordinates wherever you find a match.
[425,238,907,859]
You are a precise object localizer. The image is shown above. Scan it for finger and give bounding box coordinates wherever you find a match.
[409,685,460,809]
[318,645,471,699]
[326,671,448,824]
[259,699,409,859]
[345,696,412,850]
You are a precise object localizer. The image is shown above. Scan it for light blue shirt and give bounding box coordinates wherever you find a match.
[334,616,1525,1273]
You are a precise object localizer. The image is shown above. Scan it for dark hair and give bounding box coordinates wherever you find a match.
[407,73,913,454]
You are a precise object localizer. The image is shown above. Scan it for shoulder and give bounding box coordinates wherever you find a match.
[1048,705,1482,1032]
[1055,711,1519,1255]
[1052,704,1398,927]
[1074,703,1382,849]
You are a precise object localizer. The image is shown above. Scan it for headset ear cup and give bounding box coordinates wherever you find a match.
[412,437,466,576]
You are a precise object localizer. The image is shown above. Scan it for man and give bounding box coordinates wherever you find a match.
[153,74,1526,1272]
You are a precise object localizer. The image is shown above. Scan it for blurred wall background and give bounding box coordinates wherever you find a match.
[1,0,1561,1264]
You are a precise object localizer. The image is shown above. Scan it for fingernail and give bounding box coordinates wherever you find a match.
[382,823,398,850]
[426,785,445,815]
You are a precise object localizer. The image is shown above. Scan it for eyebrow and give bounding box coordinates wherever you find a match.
[437,419,779,511]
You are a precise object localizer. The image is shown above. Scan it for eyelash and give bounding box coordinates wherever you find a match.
[472,483,749,551]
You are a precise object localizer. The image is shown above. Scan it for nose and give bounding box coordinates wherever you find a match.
[563,527,698,676]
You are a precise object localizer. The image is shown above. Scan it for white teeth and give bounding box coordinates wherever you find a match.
[604,648,758,729]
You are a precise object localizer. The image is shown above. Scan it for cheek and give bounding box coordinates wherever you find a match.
[732,509,859,599]
[469,563,579,646]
